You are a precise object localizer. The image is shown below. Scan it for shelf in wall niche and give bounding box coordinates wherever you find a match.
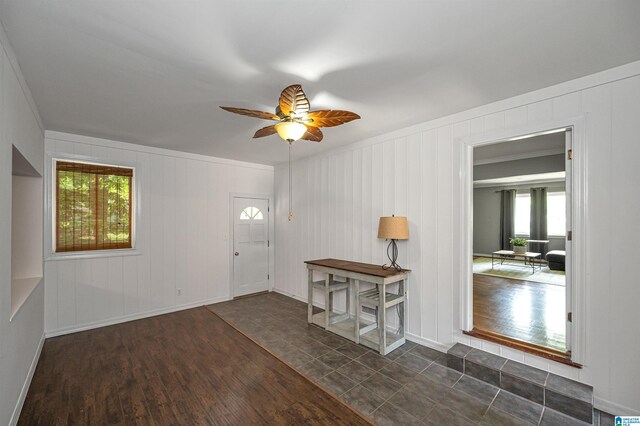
[11,145,43,322]
[10,276,43,321]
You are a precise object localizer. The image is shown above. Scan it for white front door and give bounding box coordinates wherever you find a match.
[233,197,269,297]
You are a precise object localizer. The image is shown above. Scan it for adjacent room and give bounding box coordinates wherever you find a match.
[471,131,569,355]
[1,1,639,425]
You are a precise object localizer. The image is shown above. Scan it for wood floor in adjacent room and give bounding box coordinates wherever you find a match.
[473,273,566,352]
[18,307,369,425]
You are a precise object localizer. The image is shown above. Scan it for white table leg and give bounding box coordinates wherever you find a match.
[307,269,313,323]
[379,283,387,355]
[354,279,360,344]
[324,274,332,329]
[401,279,407,336]
[346,278,351,319]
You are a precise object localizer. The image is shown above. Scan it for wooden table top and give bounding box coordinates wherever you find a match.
[304,258,410,277]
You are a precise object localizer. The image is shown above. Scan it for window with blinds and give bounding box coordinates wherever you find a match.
[55,161,134,252]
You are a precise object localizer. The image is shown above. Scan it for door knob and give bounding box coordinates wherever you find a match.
[234,252,239,256]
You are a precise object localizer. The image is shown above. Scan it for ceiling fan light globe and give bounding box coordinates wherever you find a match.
[275,121,307,142]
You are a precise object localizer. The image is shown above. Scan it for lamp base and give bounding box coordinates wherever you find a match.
[382,239,403,271]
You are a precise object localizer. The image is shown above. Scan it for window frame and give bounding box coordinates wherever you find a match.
[46,154,141,260]
[512,188,567,239]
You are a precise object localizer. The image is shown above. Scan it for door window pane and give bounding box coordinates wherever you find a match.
[240,207,263,220]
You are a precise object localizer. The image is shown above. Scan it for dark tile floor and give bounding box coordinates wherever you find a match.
[208,292,612,426]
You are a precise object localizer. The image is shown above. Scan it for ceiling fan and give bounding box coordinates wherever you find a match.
[220,84,360,220]
[220,84,360,143]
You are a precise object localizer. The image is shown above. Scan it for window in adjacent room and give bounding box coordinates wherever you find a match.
[55,160,134,252]
[514,190,566,237]
[514,192,531,236]
[546,191,566,237]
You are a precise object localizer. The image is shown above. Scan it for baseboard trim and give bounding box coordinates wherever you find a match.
[45,296,230,338]
[405,332,451,353]
[272,288,308,304]
[594,396,639,417]
[9,332,45,426]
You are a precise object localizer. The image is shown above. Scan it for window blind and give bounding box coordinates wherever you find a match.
[56,161,133,252]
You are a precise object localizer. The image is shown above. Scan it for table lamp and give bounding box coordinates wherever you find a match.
[377,215,409,271]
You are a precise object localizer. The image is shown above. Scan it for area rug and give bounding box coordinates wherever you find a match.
[473,256,565,286]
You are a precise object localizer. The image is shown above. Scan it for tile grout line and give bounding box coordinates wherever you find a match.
[213,296,588,425]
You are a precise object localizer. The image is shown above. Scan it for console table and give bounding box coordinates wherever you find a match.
[305,258,409,355]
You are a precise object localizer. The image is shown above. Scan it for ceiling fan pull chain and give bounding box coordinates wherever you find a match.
[288,141,294,221]
[219,84,359,221]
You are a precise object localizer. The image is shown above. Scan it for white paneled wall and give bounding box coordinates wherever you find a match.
[274,62,640,413]
[44,132,274,336]
[0,25,45,426]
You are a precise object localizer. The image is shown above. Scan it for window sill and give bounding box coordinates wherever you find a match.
[46,248,141,261]
[11,276,43,321]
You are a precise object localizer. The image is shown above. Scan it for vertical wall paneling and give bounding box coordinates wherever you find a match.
[56,259,76,328]
[406,134,421,335]
[451,122,470,330]
[345,150,354,263]
[371,144,384,265]
[361,147,373,263]
[609,75,640,407]
[436,126,454,343]
[162,156,177,306]
[273,62,640,413]
[420,129,438,341]
[0,27,46,424]
[352,149,363,265]
[580,83,612,402]
[43,261,58,331]
[136,151,152,314]
[43,132,273,336]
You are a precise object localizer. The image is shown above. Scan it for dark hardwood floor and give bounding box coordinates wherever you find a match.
[473,273,567,352]
[19,307,370,425]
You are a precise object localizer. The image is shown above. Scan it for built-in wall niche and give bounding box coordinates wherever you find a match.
[11,145,43,320]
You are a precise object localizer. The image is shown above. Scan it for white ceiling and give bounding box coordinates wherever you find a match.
[1,1,640,165]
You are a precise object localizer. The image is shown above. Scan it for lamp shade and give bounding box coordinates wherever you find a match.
[275,121,307,142]
[377,216,409,240]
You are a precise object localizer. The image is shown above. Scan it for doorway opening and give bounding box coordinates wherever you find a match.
[470,129,572,359]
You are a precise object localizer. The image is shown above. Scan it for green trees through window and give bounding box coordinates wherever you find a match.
[56,161,133,252]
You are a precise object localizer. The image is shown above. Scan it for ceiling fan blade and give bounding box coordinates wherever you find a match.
[253,125,277,138]
[301,126,323,142]
[219,106,280,121]
[304,110,361,127]
[279,85,310,117]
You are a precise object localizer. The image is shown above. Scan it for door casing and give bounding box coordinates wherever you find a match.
[459,116,587,363]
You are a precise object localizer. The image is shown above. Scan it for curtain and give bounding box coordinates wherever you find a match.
[530,187,548,256]
[499,190,516,250]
